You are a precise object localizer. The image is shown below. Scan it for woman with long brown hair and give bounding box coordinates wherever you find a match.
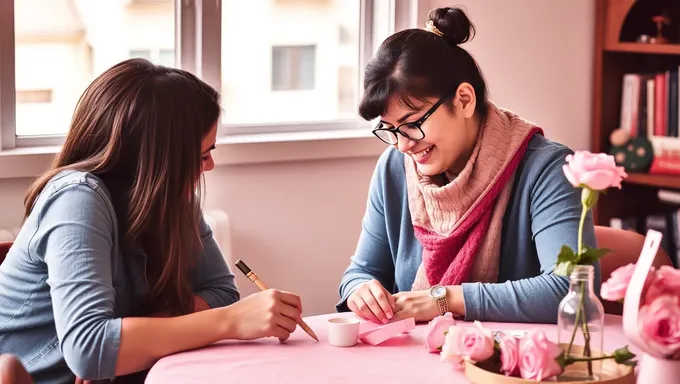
[0,59,304,383]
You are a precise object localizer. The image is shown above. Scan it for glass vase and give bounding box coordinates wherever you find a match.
[557,265,605,381]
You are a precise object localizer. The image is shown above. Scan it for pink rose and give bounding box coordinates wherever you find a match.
[459,321,495,363]
[645,266,680,305]
[638,295,680,358]
[440,322,495,369]
[498,333,520,376]
[518,329,564,381]
[440,325,464,370]
[562,151,628,191]
[601,263,636,301]
[424,312,455,352]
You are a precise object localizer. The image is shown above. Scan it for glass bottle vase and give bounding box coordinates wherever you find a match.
[557,265,605,381]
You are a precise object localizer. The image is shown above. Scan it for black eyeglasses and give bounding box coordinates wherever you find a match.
[372,94,451,145]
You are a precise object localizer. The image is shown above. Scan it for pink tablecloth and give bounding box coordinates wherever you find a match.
[145,313,632,383]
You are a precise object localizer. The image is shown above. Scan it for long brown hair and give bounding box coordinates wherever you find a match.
[24,58,221,315]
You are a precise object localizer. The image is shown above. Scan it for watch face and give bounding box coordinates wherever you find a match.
[430,285,446,298]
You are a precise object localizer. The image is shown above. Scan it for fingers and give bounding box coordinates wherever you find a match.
[276,290,303,313]
[278,299,302,323]
[272,326,291,342]
[362,291,390,323]
[277,313,297,333]
[368,282,394,319]
[348,298,381,324]
[347,280,394,324]
[263,289,301,341]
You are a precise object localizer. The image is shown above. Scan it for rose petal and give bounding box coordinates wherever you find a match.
[579,169,617,190]
[562,164,581,187]
[638,295,680,358]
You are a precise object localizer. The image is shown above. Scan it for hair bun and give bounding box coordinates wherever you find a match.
[427,7,475,45]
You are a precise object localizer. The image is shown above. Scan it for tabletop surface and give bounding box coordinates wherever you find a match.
[145,313,632,384]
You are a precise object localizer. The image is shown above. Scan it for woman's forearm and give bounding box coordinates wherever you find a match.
[445,285,466,316]
[115,306,234,376]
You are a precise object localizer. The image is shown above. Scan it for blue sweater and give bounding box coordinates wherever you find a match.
[337,135,599,324]
[0,171,240,383]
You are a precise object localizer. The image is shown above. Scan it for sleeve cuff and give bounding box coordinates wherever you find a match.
[335,280,365,312]
[461,282,482,321]
[99,317,122,380]
[196,290,236,309]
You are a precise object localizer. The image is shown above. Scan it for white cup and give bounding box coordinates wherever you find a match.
[327,317,360,347]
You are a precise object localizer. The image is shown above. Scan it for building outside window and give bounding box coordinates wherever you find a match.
[2,0,401,147]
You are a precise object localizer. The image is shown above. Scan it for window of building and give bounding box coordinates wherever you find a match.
[271,45,316,91]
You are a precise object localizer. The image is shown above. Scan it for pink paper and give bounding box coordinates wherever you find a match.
[358,317,416,345]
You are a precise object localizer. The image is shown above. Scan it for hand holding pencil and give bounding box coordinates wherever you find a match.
[235,260,319,342]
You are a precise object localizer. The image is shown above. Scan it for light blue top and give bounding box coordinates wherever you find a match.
[0,171,240,383]
[337,135,599,323]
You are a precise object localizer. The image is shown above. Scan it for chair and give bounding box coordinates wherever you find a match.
[0,241,11,265]
[594,225,674,315]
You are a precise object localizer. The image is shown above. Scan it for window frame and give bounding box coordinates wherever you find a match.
[0,0,416,150]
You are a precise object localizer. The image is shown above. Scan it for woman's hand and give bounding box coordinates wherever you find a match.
[347,279,395,324]
[223,289,302,341]
[392,286,465,322]
[392,290,441,322]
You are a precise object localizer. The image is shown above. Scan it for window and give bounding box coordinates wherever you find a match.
[16,90,54,136]
[1,0,407,149]
[158,49,175,67]
[129,49,175,67]
[129,49,153,60]
[272,45,316,91]
[10,0,175,139]
[220,0,363,128]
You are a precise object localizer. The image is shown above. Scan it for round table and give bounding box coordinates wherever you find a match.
[145,313,632,383]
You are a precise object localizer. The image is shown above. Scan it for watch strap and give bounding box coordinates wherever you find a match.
[436,296,448,315]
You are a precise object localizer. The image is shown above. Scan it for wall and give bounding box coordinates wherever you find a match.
[0,0,596,316]
[419,0,595,151]
[202,157,376,314]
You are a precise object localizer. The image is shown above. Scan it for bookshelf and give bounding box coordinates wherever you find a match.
[592,0,680,228]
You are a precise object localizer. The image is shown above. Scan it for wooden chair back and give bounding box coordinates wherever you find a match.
[595,225,674,315]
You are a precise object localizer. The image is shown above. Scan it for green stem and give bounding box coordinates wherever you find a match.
[580,292,593,376]
[566,354,612,364]
[566,203,591,369]
[566,283,584,356]
[577,203,587,256]
[576,197,593,376]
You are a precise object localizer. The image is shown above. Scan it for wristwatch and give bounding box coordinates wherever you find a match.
[429,284,449,315]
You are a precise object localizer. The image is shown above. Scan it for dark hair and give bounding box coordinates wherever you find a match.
[25,58,221,315]
[358,7,488,121]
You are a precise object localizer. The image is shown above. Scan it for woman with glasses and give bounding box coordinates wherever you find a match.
[337,7,597,324]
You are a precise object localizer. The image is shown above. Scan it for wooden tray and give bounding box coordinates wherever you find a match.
[464,345,635,383]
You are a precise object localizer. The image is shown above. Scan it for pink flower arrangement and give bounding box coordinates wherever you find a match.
[602,264,680,360]
[423,151,639,380]
[424,318,634,381]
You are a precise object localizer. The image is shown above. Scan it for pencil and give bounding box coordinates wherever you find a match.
[234,259,319,342]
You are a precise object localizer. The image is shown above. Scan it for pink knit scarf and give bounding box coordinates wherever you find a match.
[409,103,542,290]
